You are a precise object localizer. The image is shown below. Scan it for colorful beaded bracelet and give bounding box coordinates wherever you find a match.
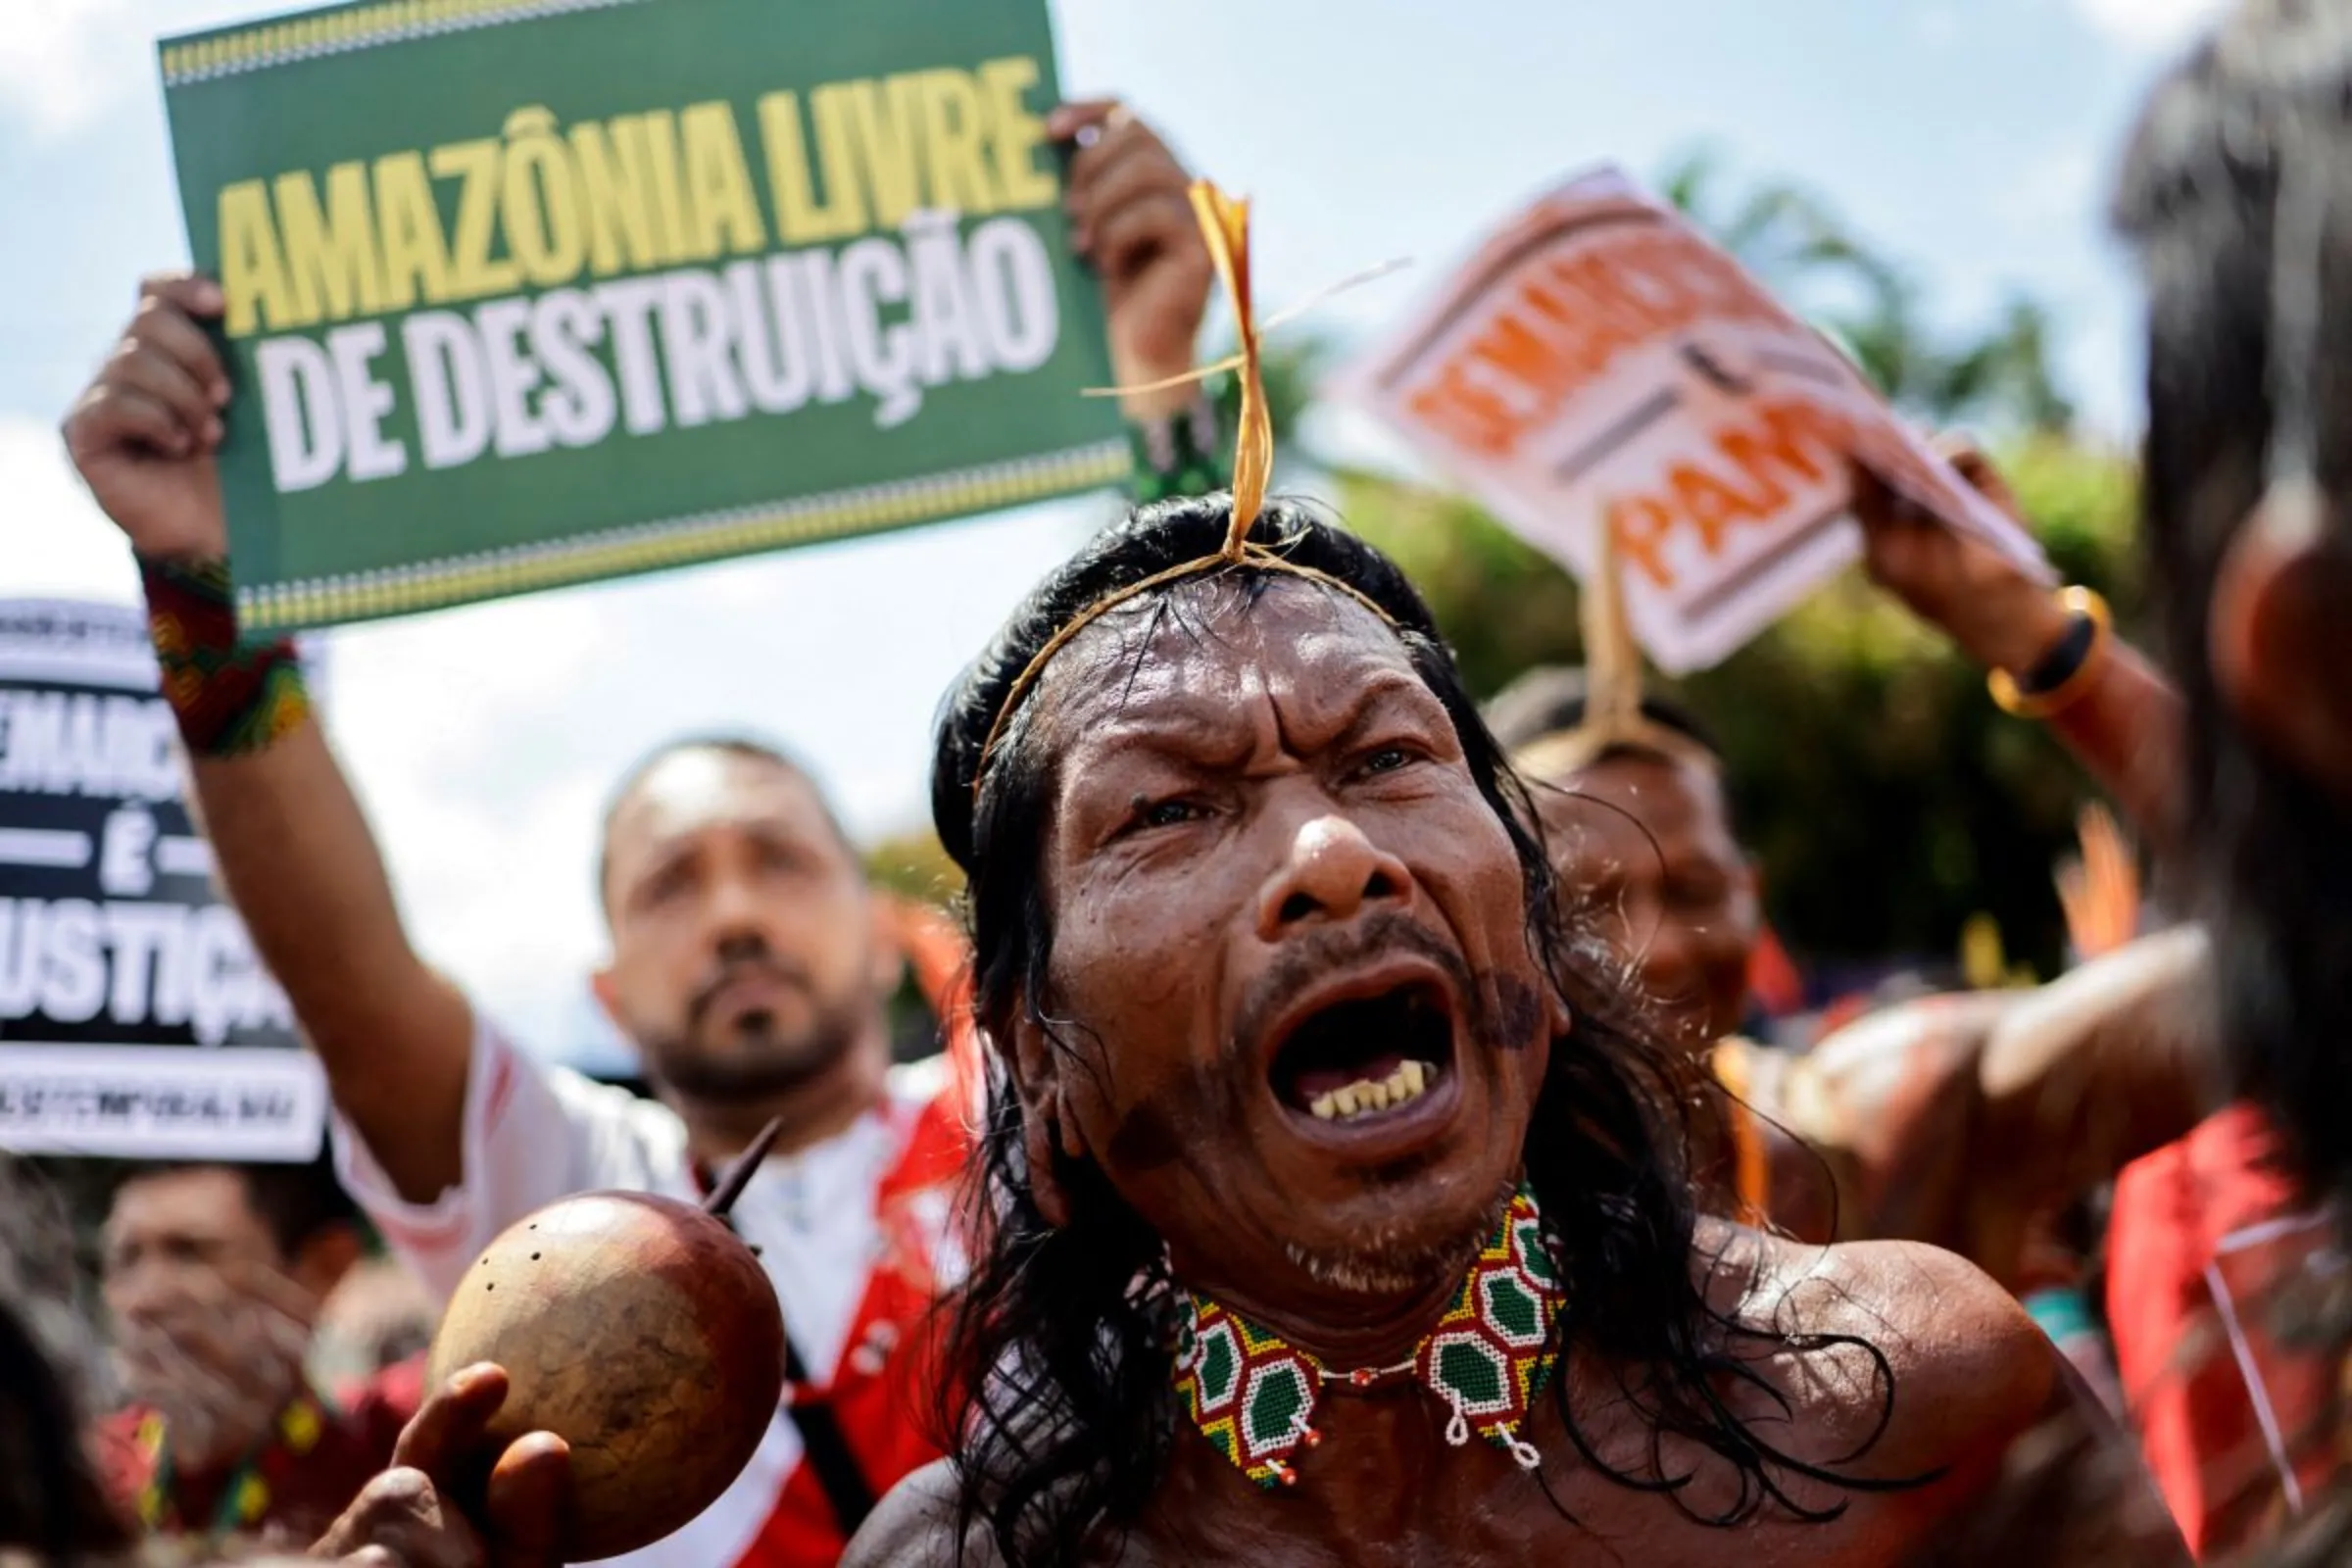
[139,557,313,758]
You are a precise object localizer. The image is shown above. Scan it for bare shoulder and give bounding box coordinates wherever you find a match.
[1696,1220,2057,1475]
[843,1459,994,1568]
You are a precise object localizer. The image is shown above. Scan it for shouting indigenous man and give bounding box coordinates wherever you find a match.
[844,491,2184,1567]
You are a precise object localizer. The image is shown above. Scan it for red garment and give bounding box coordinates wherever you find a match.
[1743,922,1805,1020]
[94,1353,424,1546]
[2106,1105,2338,1557]
[737,1087,972,1566]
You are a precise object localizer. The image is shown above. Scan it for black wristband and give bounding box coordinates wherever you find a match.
[2015,611,2099,697]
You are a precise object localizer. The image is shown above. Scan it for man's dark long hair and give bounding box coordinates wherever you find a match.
[2114,0,2352,1225]
[2113,11,2352,1559]
[927,496,1904,1565]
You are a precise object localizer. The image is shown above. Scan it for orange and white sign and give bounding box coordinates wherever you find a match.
[1333,167,2049,672]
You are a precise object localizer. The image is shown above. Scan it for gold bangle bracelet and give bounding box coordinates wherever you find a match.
[1988,586,2113,720]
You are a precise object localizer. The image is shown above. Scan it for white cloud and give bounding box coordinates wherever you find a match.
[2072,0,2232,51]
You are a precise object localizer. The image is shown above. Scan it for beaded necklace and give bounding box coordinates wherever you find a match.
[135,1384,330,1540]
[1171,1186,1565,1490]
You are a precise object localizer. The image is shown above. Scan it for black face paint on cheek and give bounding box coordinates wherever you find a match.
[1104,1057,1239,1176]
[1482,973,1548,1054]
[1105,1098,1186,1172]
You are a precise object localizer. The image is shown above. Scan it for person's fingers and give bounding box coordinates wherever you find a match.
[393,1364,510,1477]
[1064,126,1177,233]
[128,291,233,404]
[67,384,196,459]
[2081,807,2126,897]
[2056,863,2089,936]
[483,1433,571,1568]
[347,1481,479,1568]
[2088,804,2125,858]
[137,271,225,320]
[1069,136,1190,246]
[1847,458,1921,533]
[1935,433,2027,520]
[1046,98,1127,145]
[1077,134,1185,222]
[1063,115,1164,191]
[313,1470,464,1565]
[2089,821,2121,889]
[2093,824,2136,927]
[1089,190,1201,283]
[106,340,221,444]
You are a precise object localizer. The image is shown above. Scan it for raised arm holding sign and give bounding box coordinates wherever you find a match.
[63,65,1220,1567]
[1333,167,2051,673]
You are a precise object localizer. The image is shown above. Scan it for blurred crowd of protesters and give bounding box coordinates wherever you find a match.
[14,1,2352,1564]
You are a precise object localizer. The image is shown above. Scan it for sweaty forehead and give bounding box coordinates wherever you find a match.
[1027,576,1427,750]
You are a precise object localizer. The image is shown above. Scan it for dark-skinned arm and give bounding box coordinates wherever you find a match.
[1965,924,2214,1278]
[61,275,472,1205]
[1852,448,2185,848]
[1777,927,2212,1290]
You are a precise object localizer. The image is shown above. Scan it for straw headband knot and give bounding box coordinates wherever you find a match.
[968,179,1404,803]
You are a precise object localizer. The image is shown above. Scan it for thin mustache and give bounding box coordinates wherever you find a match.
[689,956,809,1024]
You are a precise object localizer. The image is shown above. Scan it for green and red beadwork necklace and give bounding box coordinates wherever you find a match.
[1171,1185,1566,1490]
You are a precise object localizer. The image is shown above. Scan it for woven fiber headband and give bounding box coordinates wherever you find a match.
[970,182,1399,799]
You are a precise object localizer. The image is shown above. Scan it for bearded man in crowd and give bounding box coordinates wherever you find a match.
[90,1155,422,1547]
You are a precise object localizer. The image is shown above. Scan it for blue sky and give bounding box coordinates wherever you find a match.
[0,0,2226,1058]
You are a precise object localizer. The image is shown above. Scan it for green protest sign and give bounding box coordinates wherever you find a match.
[160,0,1127,633]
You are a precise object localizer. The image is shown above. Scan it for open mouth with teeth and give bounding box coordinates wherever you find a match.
[1269,981,1457,1126]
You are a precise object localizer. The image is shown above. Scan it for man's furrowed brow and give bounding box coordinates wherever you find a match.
[1327,670,1453,741]
[1073,708,1259,778]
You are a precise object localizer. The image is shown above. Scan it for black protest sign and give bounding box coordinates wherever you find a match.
[0,601,322,1160]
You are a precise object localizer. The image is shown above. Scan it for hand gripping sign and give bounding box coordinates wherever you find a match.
[1333,167,2049,673]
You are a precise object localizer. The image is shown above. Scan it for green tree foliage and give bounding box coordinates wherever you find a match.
[865,828,964,910]
[1664,146,2076,434]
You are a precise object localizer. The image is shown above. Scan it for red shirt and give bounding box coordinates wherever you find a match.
[2106,1105,2339,1557]
[95,1354,424,1547]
